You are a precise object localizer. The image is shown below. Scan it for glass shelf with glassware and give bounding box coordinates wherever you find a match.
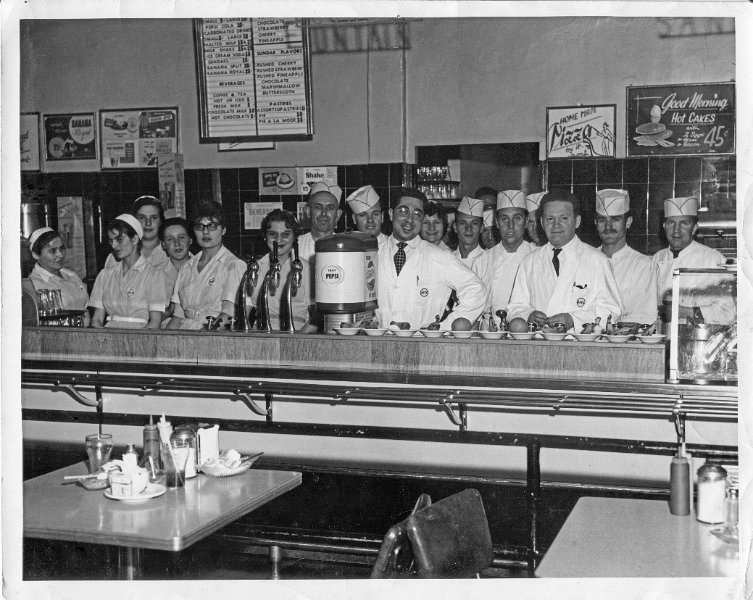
[415,165,461,200]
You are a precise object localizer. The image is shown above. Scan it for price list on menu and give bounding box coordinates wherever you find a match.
[194,18,313,142]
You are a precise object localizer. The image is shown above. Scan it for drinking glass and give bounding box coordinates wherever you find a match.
[85,433,114,473]
[161,440,189,488]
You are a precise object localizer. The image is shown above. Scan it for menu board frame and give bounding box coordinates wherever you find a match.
[546,104,616,159]
[43,112,97,162]
[626,82,735,157]
[20,112,41,172]
[99,107,179,169]
[193,18,314,143]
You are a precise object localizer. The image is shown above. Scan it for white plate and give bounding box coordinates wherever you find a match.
[605,334,632,343]
[362,328,388,337]
[420,329,444,338]
[541,332,567,341]
[509,332,535,340]
[639,334,667,344]
[572,333,600,342]
[104,483,166,503]
[335,327,361,336]
[450,330,475,339]
[479,331,505,340]
[392,329,418,337]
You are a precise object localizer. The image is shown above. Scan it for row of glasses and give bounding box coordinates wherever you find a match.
[37,288,64,318]
[416,165,451,181]
[418,182,461,200]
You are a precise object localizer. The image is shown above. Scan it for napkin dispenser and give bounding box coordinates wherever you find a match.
[197,424,220,466]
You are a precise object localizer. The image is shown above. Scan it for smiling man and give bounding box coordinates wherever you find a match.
[346,185,388,247]
[297,182,343,262]
[595,189,657,325]
[486,190,535,315]
[506,189,621,332]
[651,196,734,325]
[376,188,486,331]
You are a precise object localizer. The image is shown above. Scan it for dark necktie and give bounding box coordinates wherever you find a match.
[671,249,681,259]
[394,242,407,276]
[552,248,562,277]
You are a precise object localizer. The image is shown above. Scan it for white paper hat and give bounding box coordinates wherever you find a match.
[596,189,630,217]
[497,190,527,211]
[664,197,698,218]
[115,213,144,239]
[483,209,495,228]
[526,192,546,213]
[309,182,343,202]
[346,185,380,214]
[457,196,485,218]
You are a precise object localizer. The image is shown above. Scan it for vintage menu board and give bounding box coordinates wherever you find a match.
[626,82,735,157]
[194,18,313,142]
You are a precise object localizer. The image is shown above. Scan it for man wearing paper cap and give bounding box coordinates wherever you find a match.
[105,195,169,270]
[651,196,734,325]
[298,182,343,263]
[525,192,546,246]
[475,187,500,249]
[346,185,388,247]
[507,189,621,332]
[485,190,535,317]
[451,197,492,277]
[376,187,486,331]
[594,189,657,325]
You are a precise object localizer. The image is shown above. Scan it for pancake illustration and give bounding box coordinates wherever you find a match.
[635,115,674,148]
[275,172,295,189]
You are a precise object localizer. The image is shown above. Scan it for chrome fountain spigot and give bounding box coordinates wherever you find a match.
[238,256,260,332]
[257,242,281,333]
[280,241,304,333]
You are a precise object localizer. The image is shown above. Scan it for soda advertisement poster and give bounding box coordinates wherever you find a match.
[20,113,40,171]
[258,165,338,196]
[626,82,735,156]
[100,107,178,169]
[43,113,97,161]
[546,105,616,159]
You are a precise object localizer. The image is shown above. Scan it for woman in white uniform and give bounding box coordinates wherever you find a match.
[28,227,90,325]
[88,215,166,329]
[166,200,246,330]
[249,209,315,331]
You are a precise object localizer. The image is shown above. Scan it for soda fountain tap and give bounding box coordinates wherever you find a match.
[257,241,281,333]
[237,255,259,332]
[280,241,304,333]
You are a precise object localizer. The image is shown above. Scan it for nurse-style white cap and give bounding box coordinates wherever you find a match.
[483,209,494,228]
[115,213,144,239]
[309,182,343,202]
[596,189,630,217]
[346,185,380,214]
[664,197,698,218]
[457,196,485,218]
[526,192,546,213]
[497,190,527,211]
[28,226,54,249]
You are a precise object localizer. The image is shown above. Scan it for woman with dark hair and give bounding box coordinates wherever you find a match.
[88,214,166,329]
[27,227,90,324]
[249,208,315,331]
[420,201,451,251]
[166,200,245,329]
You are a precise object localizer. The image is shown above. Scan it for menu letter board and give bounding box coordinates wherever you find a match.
[194,18,313,142]
[626,82,735,156]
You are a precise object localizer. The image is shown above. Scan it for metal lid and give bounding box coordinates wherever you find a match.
[171,426,196,442]
[697,463,727,481]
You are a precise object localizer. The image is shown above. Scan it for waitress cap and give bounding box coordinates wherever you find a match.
[115,213,144,239]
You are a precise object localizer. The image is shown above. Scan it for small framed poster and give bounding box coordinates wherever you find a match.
[100,107,179,169]
[626,82,735,156]
[546,104,616,159]
[21,112,41,171]
[44,113,97,161]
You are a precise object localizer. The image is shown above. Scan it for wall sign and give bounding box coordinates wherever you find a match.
[99,107,179,169]
[626,82,735,156]
[546,105,616,158]
[194,18,314,143]
[244,201,283,229]
[44,113,97,161]
[20,113,41,171]
[258,166,338,196]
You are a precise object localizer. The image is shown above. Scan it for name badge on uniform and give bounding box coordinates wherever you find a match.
[208,277,216,286]
[420,288,429,297]
[127,288,135,297]
[576,297,585,307]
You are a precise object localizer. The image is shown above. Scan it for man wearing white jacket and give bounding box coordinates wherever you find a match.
[507,189,621,332]
[376,188,487,331]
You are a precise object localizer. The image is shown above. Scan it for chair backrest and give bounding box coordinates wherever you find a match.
[22,279,40,326]
[405,488,493,578]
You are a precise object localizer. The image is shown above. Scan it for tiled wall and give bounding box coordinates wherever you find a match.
[547,156,736,255]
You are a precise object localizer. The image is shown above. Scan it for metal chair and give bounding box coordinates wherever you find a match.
[371,489,493,578]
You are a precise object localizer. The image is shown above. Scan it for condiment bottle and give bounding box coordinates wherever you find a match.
[696,461,727,523]
[143,415,161,466]
[669,446,690,516]
[724,487,739,532]
[122,443,139,475]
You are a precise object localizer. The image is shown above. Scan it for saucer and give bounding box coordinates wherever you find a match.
[104,483,167,503]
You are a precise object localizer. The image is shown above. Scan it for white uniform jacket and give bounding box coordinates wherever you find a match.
[602,244,658,325]
[486,240,535,314]
[30,263,89,311]
[507,236,622,331]
[105,243,169,270]
[452,245,493,310]
[376,236,486,331]
[171,245,246,329]
[248,254,313,330]
[652,241,734,324]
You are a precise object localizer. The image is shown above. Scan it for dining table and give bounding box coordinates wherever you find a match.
[535,496,740,578]
[24,462,302,579]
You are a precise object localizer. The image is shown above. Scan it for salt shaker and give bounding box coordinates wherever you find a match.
[696,461,727,523]
[724,487,739,532]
